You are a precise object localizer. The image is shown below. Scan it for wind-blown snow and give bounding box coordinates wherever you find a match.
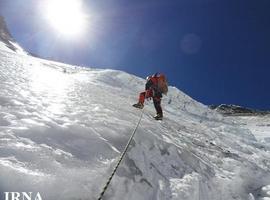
[0,44,270,200]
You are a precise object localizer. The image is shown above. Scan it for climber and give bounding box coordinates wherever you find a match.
[133,73,168,120]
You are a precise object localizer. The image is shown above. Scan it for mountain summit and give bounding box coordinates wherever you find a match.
[0,16,27,54]
[209,104,270,116]
[0,16,13,42]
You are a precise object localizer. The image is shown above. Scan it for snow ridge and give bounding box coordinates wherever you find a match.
[0,16,27,55]
[210,104,270,116]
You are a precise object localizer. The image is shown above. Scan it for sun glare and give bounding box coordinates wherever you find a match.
[45,0,87,37]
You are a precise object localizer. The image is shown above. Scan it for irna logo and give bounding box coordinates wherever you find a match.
[4,192,42,200]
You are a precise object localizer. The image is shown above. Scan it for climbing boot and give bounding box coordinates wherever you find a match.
[133,102,144,109]
[154,113,163,120]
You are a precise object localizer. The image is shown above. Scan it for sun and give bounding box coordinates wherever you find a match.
[45,0,87,37]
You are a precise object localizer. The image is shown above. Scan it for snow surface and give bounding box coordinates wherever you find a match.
[226,115,270,143]
[0,44,270,200]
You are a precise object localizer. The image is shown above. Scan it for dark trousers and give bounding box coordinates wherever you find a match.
[138,90,163,116]
[153,97,163,116]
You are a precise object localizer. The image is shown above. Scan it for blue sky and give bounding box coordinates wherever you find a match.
[1,0,270,109]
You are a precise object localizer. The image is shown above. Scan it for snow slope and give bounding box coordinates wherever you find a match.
[1,44,270,200]
[225,115,270,144]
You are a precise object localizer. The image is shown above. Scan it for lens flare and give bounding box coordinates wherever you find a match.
[45,0,87,37]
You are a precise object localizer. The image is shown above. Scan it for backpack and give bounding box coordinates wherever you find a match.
[150,73,168,95]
